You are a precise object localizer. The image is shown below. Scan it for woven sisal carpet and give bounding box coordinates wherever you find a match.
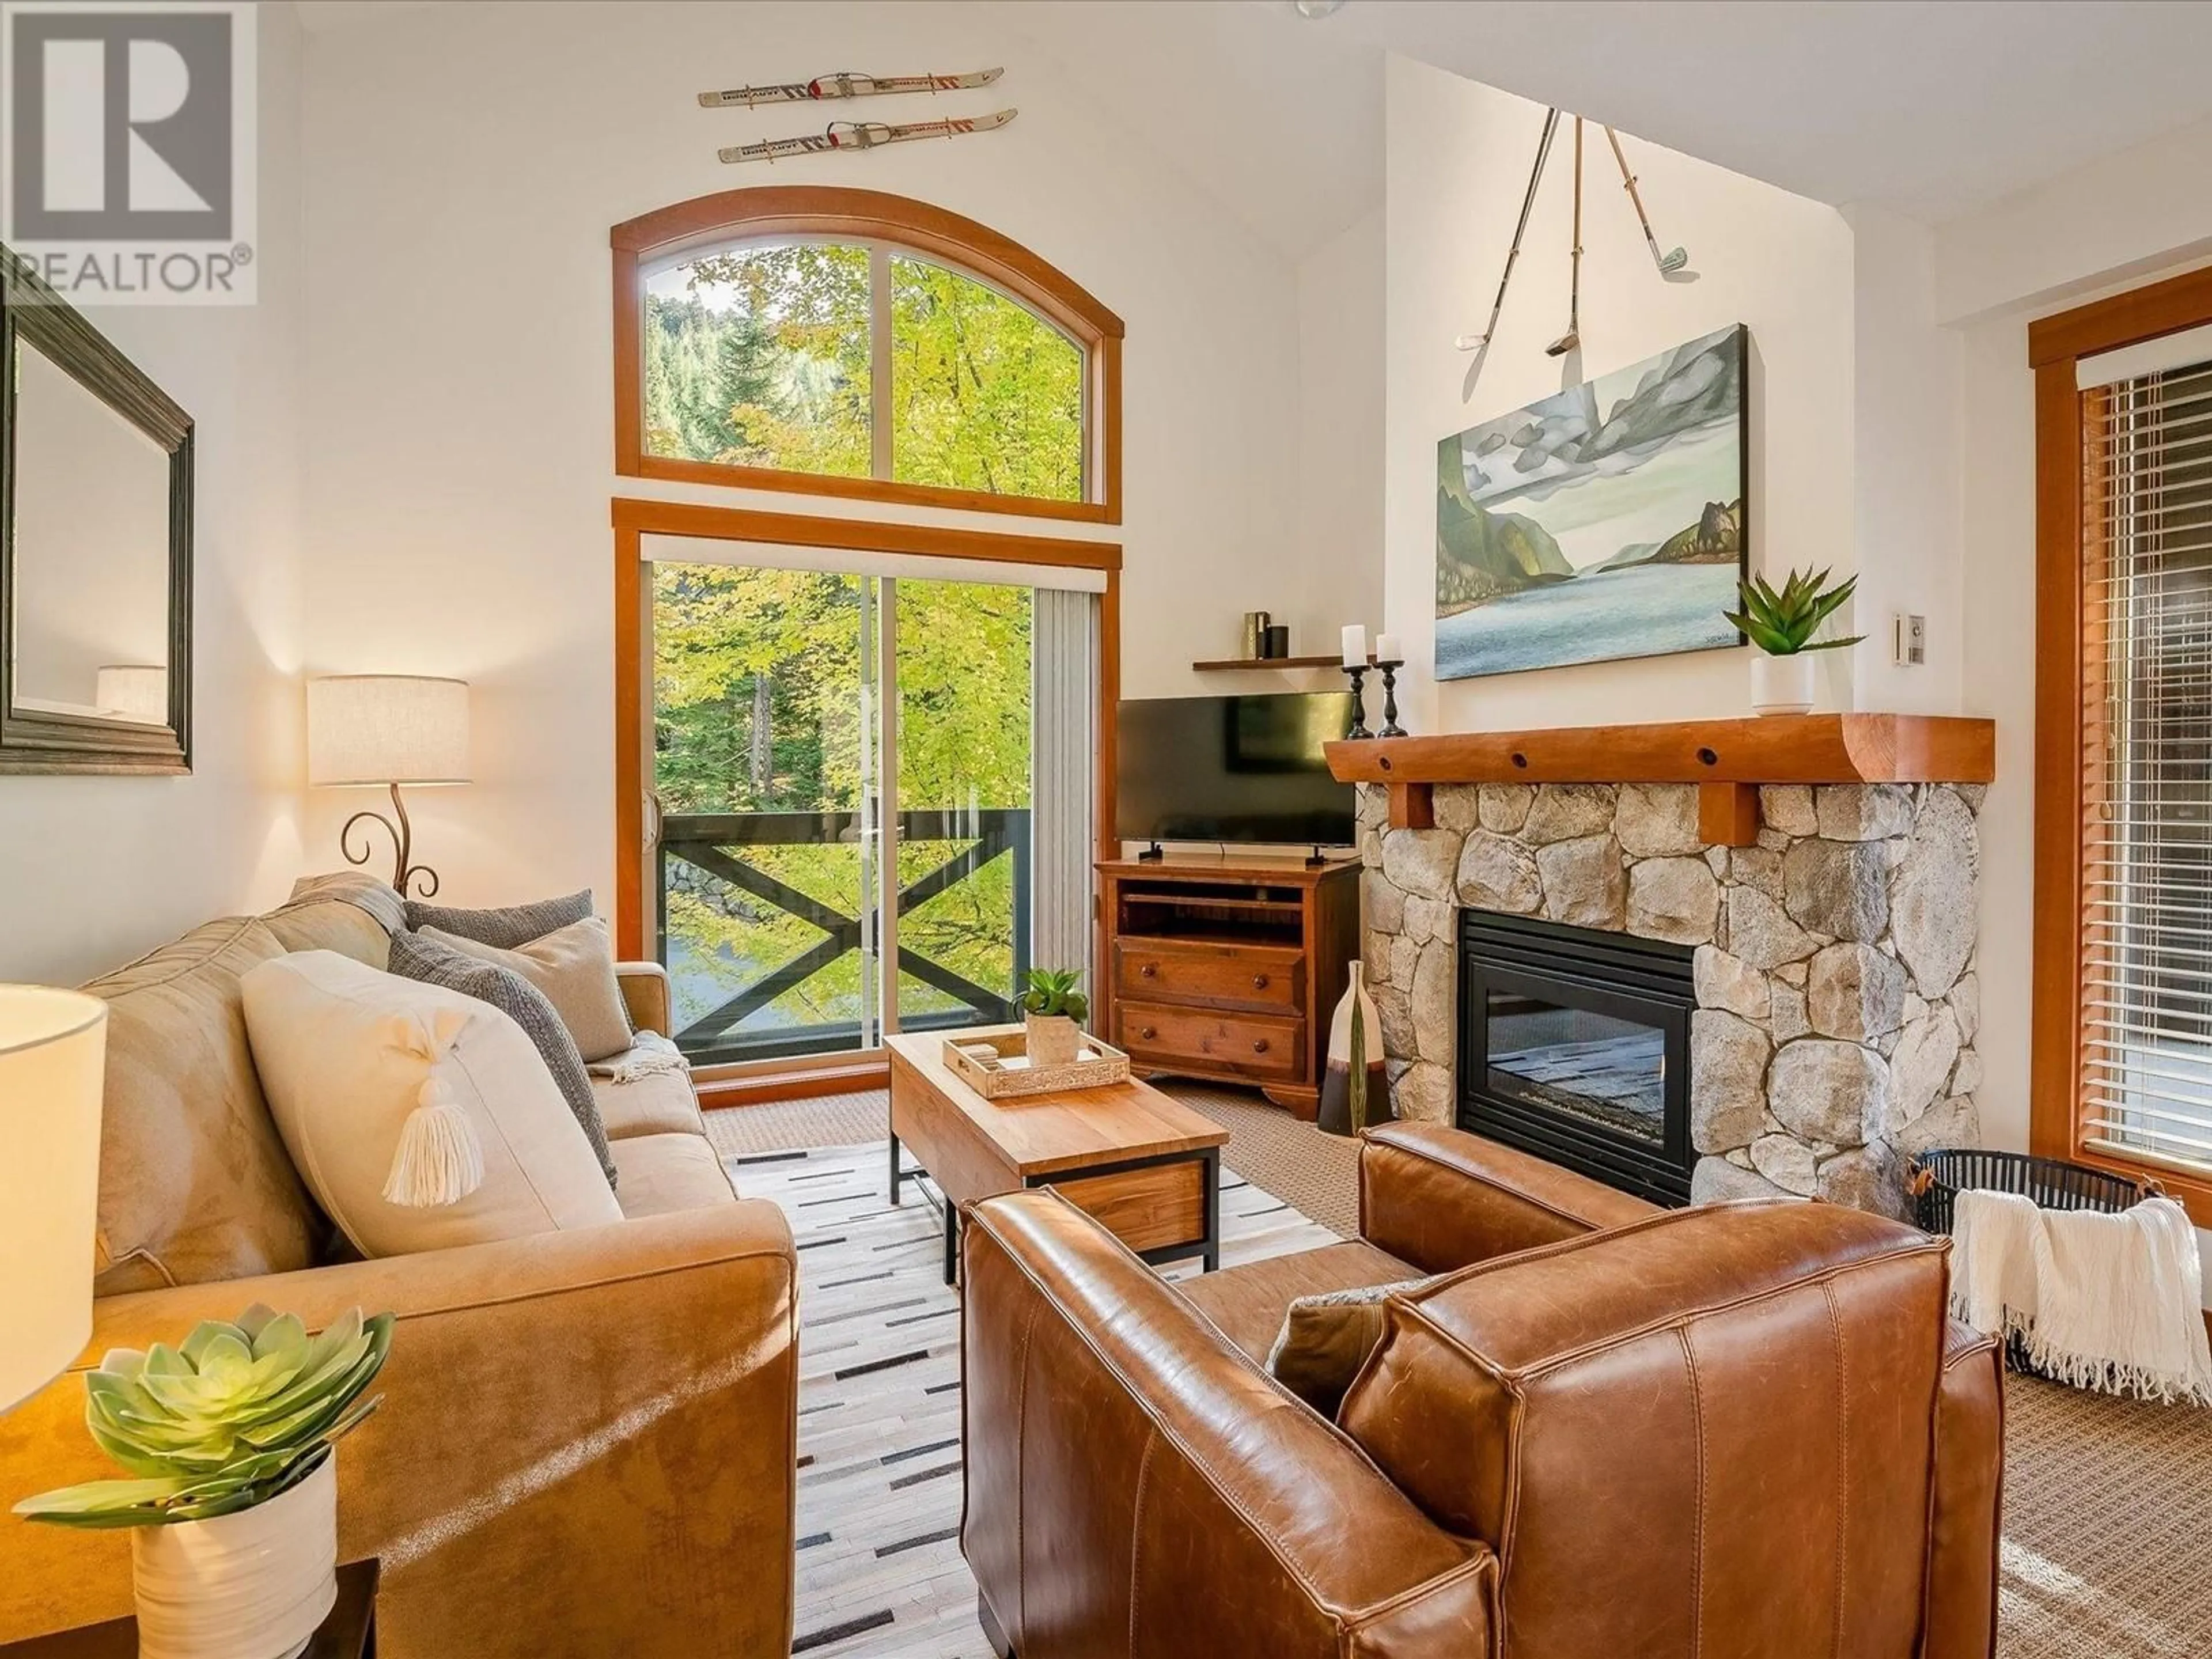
[710,1085,2212,1658]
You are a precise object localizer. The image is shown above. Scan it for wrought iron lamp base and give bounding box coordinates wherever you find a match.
[340,782,442,899]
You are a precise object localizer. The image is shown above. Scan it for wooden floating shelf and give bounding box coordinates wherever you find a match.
[1191,653,1369,672]
[1325,714,1996,846]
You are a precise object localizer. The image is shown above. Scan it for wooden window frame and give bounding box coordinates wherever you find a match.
[611,495,1122,1099]
[2031,265,2212,1224]
[611,186,1124,524]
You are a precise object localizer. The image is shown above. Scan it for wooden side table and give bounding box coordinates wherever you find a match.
[1,1560,377,1657]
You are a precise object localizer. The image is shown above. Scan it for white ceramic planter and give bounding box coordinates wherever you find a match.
[1750,652,1817,716]
[1025,1013,1082,1067]
[131,1452,339,1659]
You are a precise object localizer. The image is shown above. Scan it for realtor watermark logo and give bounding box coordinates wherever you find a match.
[1,1,257,304]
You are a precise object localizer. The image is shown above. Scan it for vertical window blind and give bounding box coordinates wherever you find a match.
[2081,354,2212,1175]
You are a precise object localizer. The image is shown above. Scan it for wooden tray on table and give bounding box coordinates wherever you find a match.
[942,1024,1131,1100]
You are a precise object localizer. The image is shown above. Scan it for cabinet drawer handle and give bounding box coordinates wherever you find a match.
[1252,973,1270,990]
[1140,1025,1157,1041]
[1139,963,1157,978]
[1252,1038,1270,1055]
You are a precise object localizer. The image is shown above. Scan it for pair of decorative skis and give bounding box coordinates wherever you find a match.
[699,67,1014,165]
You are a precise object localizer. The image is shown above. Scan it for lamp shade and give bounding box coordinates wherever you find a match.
[307,675,471,786]
[0,987,107,1414]
[94,664,168,724]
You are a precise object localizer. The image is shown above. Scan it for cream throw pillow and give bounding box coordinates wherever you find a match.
[420,915,634,1061]
[241,950,622,1259]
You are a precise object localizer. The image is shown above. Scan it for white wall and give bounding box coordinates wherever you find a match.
[294,0,1327,908]
[0,3,305,986]
[1842,205,1964,717]
[1956,315,2037,1157]
[1936,113,2212,329]
[1382,58,1857,737]
[1296,209,1387,648]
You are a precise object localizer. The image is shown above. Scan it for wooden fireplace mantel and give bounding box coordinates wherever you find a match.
[1325,714,1996,844]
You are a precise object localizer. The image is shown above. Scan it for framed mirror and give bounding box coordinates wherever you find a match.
[1,249,193,774]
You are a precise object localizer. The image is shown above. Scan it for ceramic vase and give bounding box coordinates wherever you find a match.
[131,1452,339,1659]
[1749,652,1816,716]
[1025,1013,1082,1067]
[1317,962,1392,1138]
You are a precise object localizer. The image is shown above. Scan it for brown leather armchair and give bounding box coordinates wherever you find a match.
[960,1122,2002,1659]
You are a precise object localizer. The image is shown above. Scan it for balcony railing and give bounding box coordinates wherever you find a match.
[656,807,1031,1065]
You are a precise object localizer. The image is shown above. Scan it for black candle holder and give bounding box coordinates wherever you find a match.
[1341,664,1374,739]
[1374,659,1408,737]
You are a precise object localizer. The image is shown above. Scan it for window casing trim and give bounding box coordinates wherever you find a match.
[611,186,1123,524]
[2032,264,2212,1225]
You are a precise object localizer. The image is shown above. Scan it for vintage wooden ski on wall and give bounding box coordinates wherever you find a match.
[698,67,1003,109]
[718,109,1016,165]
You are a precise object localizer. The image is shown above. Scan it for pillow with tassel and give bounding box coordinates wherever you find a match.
[241,949,622,1259]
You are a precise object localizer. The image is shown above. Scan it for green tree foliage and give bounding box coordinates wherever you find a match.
[640,241,1083,501]
[643,244,871,478]
[891,256,1082,501]
[641,240,1077,1054]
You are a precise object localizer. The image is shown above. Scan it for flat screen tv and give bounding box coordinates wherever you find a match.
[1115,692,1357,848]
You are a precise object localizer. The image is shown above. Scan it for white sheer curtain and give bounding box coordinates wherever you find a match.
[1031,588,1099,986]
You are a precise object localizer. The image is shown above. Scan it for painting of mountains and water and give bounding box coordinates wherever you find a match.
[1435,323,1748,680]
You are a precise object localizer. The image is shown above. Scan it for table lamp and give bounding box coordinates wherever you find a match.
[0,986,107,1415]
[307,674,471,899]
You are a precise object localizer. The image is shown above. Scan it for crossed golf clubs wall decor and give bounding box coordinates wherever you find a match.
[1456,112,1692,359]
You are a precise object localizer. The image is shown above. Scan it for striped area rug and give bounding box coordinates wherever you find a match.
[729,1142,1340,1657]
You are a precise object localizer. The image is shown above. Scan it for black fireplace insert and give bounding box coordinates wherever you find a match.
[1457,911,1695,1207]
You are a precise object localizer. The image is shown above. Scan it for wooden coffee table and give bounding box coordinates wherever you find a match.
[887,1028,1230,1284]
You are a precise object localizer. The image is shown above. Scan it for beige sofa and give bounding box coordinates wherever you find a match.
[0,887,798,1657]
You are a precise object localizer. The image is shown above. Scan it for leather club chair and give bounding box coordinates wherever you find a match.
[960,1122,2002,1659]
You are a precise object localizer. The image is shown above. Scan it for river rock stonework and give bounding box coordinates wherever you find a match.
[1357,780,1983,1219]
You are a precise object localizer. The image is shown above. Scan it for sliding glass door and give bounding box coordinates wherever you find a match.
[889,576,1034,1041]
[647,557,1073,1067]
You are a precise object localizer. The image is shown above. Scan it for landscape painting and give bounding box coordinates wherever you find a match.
[1434,323,1748,680]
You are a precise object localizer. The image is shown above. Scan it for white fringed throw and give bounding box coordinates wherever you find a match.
[1951,1187,2212,1405]
[586,1030,691,1084]
[380,1009,486,1209]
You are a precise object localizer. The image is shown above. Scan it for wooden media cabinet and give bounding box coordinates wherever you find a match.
[1098,854,1361,1119]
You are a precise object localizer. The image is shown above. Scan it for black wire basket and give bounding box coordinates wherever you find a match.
[1907,1147,2160,1379]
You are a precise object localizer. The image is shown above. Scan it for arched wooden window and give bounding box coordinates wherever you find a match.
[611,187,1123,524]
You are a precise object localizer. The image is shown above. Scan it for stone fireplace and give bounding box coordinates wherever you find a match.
[1357,780,1984,1218]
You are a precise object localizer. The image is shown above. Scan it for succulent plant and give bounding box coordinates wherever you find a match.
[1723,566,1866,656]
[1019,967,1089,1024]
[14,1305,393,1529]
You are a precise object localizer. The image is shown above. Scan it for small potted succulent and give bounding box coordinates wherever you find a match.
[1019,967,1090,1067]
[16,1305,393,1659]
[1724,566,1865,715]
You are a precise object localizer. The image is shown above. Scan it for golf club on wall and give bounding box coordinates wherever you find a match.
[1455,105,1559,353]
[1544,115,1584,357]
[1605,124,1690,275]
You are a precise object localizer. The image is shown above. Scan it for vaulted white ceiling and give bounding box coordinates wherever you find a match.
[295,0,2212,267]
[1334,0,2212,226]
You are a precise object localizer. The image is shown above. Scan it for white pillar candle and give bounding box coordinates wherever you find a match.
[1375,633,1402,663]
[1340,624,1368,667]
